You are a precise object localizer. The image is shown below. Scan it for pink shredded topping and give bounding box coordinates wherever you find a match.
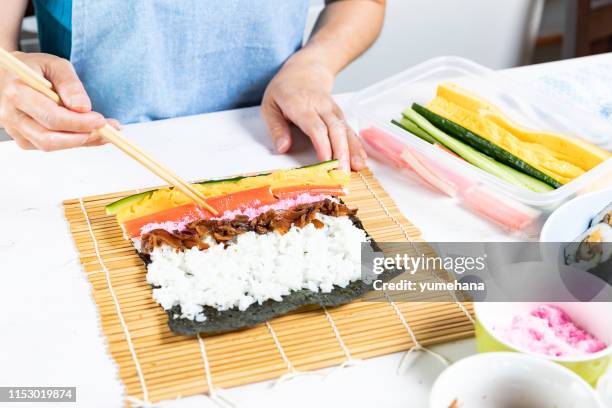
[214,193,334,220]
[138,193,335,236]
[139,216,199,236]
[496,305,607,357]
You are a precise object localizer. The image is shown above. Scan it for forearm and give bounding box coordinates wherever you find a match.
[286,0,386,77]
[0,0,28,51]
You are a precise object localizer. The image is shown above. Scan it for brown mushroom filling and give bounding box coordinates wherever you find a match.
[140,199,356,254]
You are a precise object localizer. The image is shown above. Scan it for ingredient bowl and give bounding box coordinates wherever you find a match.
[430,352,605,408]
[474,302,612,386]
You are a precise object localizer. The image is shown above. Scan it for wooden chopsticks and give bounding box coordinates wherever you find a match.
[0,47,218,215]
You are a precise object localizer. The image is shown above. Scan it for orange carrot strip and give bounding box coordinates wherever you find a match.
[123,186,277,238]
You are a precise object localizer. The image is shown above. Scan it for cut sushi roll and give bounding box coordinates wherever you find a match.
[564,223,612,271]
[590,201,612,227]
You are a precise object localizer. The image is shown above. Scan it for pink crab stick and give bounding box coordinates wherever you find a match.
[400,148,457,197]
[359,126,540,231]
[360,127,458,196]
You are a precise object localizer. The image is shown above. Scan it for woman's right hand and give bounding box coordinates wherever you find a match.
[0,52,113,151]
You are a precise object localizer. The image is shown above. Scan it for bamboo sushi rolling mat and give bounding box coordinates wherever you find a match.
[63,169,475,407]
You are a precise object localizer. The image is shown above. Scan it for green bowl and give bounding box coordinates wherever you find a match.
[474,303,612,387]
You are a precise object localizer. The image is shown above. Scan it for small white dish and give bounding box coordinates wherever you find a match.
[598,372,612,407]
[540,189,612,265]
[429,352,605,408]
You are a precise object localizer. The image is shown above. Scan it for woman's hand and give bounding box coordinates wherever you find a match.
[0,52,114,151]
[261,0,385,171]
[261,58,366,172]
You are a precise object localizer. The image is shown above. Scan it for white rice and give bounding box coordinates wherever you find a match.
[145,214,367,322]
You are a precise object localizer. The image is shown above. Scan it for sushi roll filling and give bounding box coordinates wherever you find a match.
[139,198,356,253]
[138,199,370,322]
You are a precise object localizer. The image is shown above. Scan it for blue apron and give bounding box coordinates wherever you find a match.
[70,1,309,124]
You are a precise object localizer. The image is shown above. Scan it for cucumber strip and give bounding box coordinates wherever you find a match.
[299,159,339,171]
[197,175,247,186]
[412,104,561,189]
[198,159,339,186]
[402,108,553,193]
[105,191,154,215]
[391,118,436,144]
[105,160,341,215]
[477,149,555,193]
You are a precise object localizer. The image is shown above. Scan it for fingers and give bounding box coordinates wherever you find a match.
[3,125,36,150]
[321,113,367,171]
[15,84,105,132]
[82,139,107,147]
[107,118,121,130]
[15,137,36,150]
[289,110,332,162]
[0,53,110,152]
[262,102,292,153]
[321,113,350,171]
[322,101,367,171]
[39,55,93,112]
[15,110,102,152]
[83,118,118,147]
[264,93,367,170]
[262,75,367,169]
[348,128,367,170]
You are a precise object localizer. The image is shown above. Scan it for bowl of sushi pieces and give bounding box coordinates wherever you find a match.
[541,189,612,244]
[473,302,612,386]
[540,189,612,285]
[429,352,606,408]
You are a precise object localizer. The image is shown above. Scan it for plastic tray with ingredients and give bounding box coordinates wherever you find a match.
[352,57,612,235]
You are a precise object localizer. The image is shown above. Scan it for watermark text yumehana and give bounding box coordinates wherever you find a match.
[373,279,485,292]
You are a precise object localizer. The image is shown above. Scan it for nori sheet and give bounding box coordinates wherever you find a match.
[137,215,397,335]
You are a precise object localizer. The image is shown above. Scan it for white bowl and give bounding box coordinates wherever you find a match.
[540,189,612,264]
[598,373,612,407]
[430,352,605,408]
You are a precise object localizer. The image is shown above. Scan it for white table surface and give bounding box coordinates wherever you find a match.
[1,54,611,408]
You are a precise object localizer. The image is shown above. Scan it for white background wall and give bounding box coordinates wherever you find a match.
[307,0,545,92]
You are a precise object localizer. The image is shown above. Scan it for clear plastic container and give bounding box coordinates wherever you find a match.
[352,57,612,234]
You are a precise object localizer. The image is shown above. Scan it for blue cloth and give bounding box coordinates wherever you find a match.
[69,1,309,124]
[32,0,72,59]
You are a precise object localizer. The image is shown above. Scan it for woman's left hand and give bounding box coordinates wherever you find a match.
[261,58,366,172]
